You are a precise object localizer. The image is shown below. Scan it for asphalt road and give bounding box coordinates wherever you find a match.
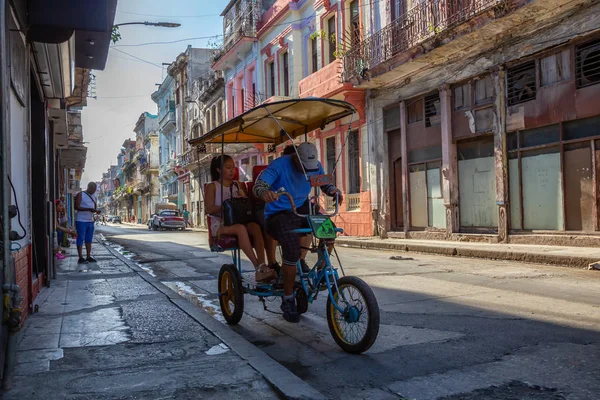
[97,224,600,400]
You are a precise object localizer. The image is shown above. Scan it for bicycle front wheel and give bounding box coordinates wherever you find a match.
[327,276,380,354]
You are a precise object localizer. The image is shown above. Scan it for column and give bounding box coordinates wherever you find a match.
[494,68,509,242]
[399,101,410,234]
[440,85,459,236]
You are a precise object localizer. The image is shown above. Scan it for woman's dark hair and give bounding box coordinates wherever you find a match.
[210,155,233,181]
[283,145,297,156]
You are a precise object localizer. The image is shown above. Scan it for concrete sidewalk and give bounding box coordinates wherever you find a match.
[335,237,600,269]
[4,239,326,399]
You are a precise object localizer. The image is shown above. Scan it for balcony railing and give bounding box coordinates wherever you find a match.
[342,0,502,82]
[346,193,361,211]
[213,1,258,63]
[178,150,196,168]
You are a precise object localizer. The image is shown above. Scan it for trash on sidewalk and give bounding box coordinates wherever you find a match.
[390,255,414,261]
[587,262,600,271]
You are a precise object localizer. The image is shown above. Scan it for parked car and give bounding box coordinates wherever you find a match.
[112,215,122,224]
[151,203,185,231]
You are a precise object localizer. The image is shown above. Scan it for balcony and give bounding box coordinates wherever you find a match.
[342,0,503,84]
[178,149,197,168]
[159,110,176,131]
[212,0,258,69]
[299,59,354,99]
[197,72,225,103]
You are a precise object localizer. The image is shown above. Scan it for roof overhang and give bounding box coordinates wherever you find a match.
[28,0,117,71]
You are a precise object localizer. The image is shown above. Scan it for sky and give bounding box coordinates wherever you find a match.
[81,0,227,184]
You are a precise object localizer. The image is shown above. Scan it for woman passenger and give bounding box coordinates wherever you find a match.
[205,155,276,282]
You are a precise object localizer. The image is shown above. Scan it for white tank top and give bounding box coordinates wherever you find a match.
[76,191,97,222]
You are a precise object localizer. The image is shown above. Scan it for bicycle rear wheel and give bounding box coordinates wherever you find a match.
[326,276,380,354]
[218,264,244,324]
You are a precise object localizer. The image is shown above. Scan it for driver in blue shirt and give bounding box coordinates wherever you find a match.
[253,142,343,323]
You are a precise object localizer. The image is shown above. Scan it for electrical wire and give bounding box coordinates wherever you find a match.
[113,0,386,47]
[110,48,164,69]
[7,175,26,240]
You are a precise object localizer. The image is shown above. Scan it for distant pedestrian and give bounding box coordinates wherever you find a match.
[75,182,100,264]
[183,209,191,227]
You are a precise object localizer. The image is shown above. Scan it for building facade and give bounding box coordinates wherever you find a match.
[338,0,600,243]
[185,71,226,227]
[210,0,372,236]
[152,75,178,205]
[133,112,160,222]
[0,0,116,381]
[167,47,213,213]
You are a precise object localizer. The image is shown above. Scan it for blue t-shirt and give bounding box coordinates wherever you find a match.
[260,155,324,219]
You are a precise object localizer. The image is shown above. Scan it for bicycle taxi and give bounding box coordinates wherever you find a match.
[189,98,380,354]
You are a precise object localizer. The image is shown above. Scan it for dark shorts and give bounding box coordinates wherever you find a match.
[266,212,308,265]
[265,202,321,265]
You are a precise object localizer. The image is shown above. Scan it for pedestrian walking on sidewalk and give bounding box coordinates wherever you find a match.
[75,182,100,264]
[183,208,191,227]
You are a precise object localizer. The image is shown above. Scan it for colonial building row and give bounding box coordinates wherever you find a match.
[204,0,600,244]
[0,0,116,382]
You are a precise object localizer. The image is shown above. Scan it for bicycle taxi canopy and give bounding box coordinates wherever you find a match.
[188,98,357,146]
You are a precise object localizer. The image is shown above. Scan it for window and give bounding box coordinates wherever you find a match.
[267,155,274,164]
[347,130,360,194]
[282,52,290,97]
[424,92,441,127]
[475,75,494,104]
[326,137,337,183]
[576,39,600,88]
[312,37,318,73]
[217,101,223,125]
[241,89,245,113]
[454,83,471,110]
[328,16,336,64]
[252,83,256,107]
[507,61,537,106]
[541,50,571,86]
[350,0,360,46]
[407,98,424,124]
[269,62,275,97]
[231,93,235,116]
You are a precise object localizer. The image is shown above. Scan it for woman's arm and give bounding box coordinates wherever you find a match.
[204,183,221,215]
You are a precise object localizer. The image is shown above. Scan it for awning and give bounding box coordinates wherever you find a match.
[188,98,357,146]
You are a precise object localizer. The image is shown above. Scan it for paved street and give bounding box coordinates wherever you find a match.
[99,224,600,400]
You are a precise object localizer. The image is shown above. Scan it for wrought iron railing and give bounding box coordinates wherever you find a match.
[342,0,503,82]
[178,150,196,168]
[213,1,259,64]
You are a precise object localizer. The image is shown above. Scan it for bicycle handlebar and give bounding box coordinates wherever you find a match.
[275,191,340,218]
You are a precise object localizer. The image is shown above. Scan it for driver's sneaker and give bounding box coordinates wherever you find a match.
[300,259,310,274]
[281,297,300,323]
[86,256,97,263]
[77,257,88,264]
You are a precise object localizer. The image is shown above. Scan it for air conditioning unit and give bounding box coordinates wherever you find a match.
[576,39,600,88]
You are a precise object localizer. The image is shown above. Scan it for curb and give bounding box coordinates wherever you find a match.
[99,238,327,400]
[335,239,597,269]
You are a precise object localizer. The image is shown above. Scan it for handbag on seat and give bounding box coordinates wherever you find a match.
[222,182,254,226]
